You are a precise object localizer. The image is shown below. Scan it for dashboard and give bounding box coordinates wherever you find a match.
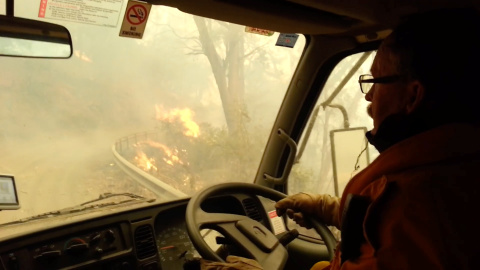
[0,194,276,270]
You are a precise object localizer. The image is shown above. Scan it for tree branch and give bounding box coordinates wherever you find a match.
[244,42,269,59]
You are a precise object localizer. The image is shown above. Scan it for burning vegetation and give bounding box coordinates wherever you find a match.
[121,106,261,196]
[125,106,200,194]
[155,105,200,138]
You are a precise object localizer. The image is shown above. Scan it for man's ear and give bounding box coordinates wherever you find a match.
[405,80,425,114]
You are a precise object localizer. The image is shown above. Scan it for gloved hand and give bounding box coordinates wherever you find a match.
[275,193,341,229]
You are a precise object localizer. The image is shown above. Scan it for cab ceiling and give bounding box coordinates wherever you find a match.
[150,0,478,36]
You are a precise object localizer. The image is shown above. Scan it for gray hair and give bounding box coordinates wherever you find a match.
[381,8,480,122]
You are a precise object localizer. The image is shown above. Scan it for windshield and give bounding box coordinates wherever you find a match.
[0,3,305,224]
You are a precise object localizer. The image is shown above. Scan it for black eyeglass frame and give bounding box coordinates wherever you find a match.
[358,74,401,93]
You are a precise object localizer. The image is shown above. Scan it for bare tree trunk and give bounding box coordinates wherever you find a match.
[193,17,247,137]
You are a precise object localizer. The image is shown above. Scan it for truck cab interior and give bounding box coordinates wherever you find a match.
[0,0,477,269]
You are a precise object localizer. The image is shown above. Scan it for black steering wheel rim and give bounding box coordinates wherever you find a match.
[185,182,336,267]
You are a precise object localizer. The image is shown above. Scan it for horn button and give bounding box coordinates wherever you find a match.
[236,219,279,252]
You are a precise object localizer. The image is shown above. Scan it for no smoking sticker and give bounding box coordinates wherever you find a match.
[127,5,148,25]
[119,0,152,39]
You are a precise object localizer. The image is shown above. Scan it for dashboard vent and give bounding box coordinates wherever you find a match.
[134,225,157,260]
[242,198,263,222]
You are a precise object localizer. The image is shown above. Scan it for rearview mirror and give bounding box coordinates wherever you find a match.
[0,15,72,58]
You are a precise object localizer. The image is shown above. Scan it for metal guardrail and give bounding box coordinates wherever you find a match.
[114,131,158,154]
[112,131,187,200]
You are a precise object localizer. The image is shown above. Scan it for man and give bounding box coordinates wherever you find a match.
[276,8,480,270]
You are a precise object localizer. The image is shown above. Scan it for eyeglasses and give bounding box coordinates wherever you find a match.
[358,74,401,94]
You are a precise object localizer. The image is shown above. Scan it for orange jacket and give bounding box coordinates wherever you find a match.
[328,123,480,270]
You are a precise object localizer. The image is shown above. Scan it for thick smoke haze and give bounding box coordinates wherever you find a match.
[0,5,305,224]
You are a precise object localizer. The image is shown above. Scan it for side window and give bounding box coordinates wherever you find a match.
[289,51,379,198]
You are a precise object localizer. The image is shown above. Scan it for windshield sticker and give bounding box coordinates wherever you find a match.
[275,33,299,48]
[268,210,286,235]
[245,27,274,36]
[38,0,123,27]
[119,0,152,39]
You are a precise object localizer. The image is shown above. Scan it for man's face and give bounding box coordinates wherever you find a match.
[365,48,409,135]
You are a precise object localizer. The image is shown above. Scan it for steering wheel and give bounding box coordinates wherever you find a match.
[185,182,336,269]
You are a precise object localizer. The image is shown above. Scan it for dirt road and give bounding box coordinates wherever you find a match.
[0,131,155,224]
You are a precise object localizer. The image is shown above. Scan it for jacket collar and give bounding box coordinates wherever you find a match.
[365,113,431,153]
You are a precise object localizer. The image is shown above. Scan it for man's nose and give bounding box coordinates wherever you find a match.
[365,85,374,101]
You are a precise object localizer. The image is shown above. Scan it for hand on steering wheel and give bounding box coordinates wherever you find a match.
[185,183,336,270]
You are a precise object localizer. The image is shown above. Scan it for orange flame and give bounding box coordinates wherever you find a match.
[137,140,185,166]
[155,105,200,137]
[135,151,158,171]
[74,50,92,62]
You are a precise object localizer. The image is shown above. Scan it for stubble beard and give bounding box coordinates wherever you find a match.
[367,104,373,118]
